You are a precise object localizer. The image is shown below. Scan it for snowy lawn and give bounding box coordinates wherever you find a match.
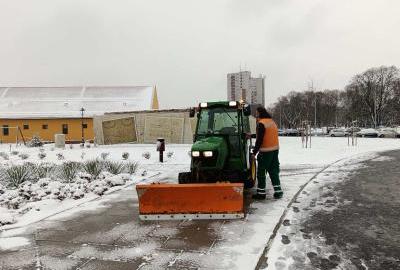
[0,143,188,229]
[1,137,400,269]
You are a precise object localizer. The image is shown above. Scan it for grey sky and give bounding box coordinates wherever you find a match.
[0,0,399,108]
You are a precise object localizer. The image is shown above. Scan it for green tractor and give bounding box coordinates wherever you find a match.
[178,101,257,189]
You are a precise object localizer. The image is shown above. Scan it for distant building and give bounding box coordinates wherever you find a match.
[227,71,265,106]
[0,86,159,143]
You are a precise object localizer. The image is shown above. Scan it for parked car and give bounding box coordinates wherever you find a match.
[345,127,361,136]
[329,128,346,137]
[377,128,399,138]
[394,126,400,137]
[356,128,378,137]
[285,128,300,136]
[311,128,325,136]
[278,129,286,136]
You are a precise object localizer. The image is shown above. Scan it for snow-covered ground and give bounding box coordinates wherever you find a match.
[263,155,374,270]
[1,137,400,269]
[1,136,399,167]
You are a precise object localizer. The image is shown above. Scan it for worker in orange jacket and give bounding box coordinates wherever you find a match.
[252,107,283,200]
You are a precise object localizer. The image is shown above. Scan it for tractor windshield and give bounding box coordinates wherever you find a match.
[197,107,239,135]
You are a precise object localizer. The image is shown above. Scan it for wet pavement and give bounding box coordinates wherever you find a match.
[265,150,400,270]
[0,164,323,270]
[0,190,230,269]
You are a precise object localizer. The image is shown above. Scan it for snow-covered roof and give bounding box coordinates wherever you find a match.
[0,86,156,119]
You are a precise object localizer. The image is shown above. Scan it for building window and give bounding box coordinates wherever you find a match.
[62,124,68,135]
[82,123,88,129]
[42,124,48,130]
[2,125,9,136]
[23,124,29,130]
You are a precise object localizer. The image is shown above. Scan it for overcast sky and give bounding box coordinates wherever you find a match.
[0,0,399,108]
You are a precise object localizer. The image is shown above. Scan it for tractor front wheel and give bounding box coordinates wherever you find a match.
[244,155,257,189]
[178,172,192,184]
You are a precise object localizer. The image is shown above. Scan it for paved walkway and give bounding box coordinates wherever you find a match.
[265,150,400,270]
[0,165,322,270]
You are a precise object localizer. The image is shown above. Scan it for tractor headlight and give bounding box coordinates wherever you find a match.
[203,151,213,157]
[192,151,200,157]
[229,101,237,107]
[200,102,208,108]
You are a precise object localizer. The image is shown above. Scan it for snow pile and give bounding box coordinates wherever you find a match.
[88,179,108,195]
[0,207,16,225]
[0,190,21,209]
[0,182,4,194]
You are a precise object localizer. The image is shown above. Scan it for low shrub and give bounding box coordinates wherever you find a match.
[104,161,125,175]
[38,152,47,160]
[142,151,151,160]
[18,153,29,160]
[0,152,9,160]
[82,159,103,179]
[1,164,32,188]
[28,136,44,147]
[56,153,65,160]
[59,161,81,182]
[125,161,139,174]
[122,152,129,160]
[34,163,55,179]
[100,152,110,160]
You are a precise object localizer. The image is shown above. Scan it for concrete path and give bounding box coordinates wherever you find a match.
[264,150,400,270]
[0,164,325,270]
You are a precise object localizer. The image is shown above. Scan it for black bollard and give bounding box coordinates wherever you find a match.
[156,138,165,163]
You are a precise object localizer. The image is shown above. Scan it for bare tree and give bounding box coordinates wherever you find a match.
[269,66,400,129]
[346,66,399,127]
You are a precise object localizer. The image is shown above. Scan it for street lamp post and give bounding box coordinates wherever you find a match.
[80,107,85,145]
[314,96,317,128]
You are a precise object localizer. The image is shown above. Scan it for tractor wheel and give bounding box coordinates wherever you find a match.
[245,155,257,189]
[178,172,192,184]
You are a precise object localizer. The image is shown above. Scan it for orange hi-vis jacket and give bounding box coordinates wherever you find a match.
[258,118,280,152]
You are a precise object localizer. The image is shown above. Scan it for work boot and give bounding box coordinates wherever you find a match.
[273,191,283,199]
[252,193,266,200]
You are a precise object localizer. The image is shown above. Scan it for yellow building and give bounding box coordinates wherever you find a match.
[0,86,159,144]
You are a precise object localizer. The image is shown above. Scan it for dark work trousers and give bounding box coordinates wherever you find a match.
[256,150,282,195]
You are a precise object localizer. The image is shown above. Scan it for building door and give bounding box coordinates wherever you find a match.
[62,124,68,135]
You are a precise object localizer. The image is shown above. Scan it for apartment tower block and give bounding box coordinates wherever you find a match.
[227,71,265,106]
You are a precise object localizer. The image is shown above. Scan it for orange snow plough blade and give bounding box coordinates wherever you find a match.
[136,183,244,220]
